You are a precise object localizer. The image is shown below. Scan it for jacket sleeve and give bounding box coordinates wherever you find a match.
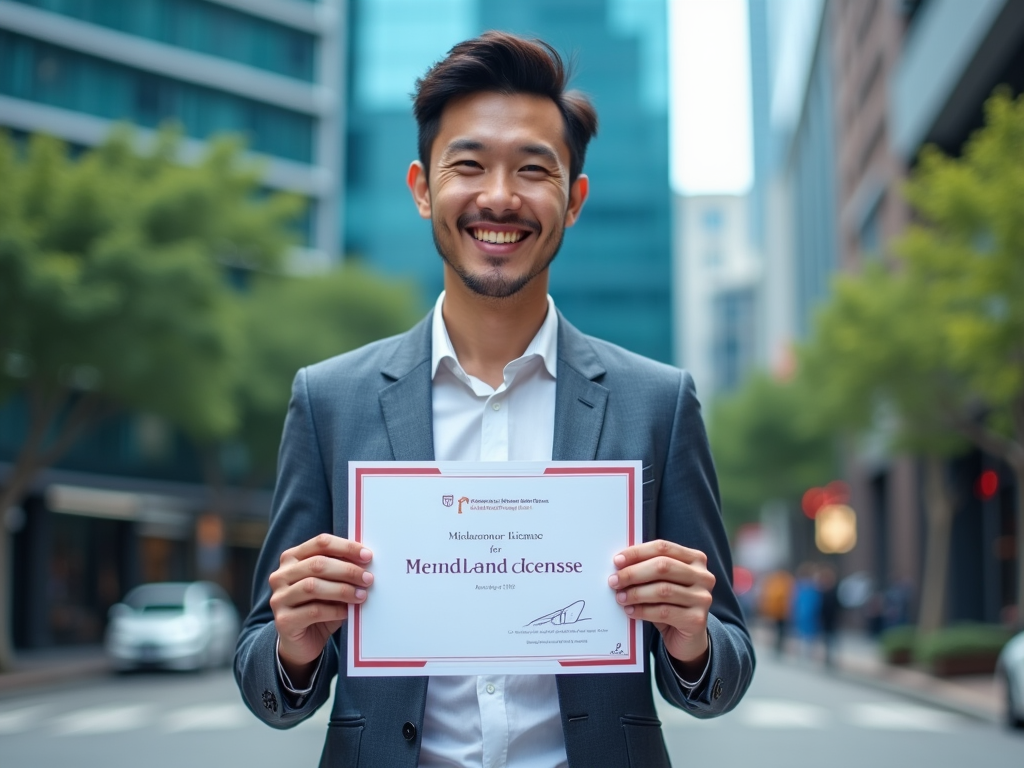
[234,367,339,728]
[652,370,755,717]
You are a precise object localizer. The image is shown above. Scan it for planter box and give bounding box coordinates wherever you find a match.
[886,648,913,666]
[929,652,999,677]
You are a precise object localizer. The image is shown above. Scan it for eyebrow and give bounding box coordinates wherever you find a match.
[440,139,560,164]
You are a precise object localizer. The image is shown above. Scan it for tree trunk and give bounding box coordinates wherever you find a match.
[0,452,46,672]
[918,456,954,635]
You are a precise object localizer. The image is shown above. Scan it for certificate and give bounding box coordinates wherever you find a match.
[347,461,643,676]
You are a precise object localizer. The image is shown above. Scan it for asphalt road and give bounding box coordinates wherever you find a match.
[0,653,1021,767]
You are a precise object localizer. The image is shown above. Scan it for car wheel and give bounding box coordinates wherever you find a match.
[1007,673,1024,730]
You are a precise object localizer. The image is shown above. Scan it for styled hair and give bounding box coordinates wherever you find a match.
[412,31,598,182]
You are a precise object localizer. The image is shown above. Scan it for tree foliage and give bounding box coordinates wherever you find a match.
[797,90,1024,629]
[234,267,424,481]
[0,127,302,668]
[707,373,836,534]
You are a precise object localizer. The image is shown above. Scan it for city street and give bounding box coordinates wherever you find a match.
[0,651,1022,767]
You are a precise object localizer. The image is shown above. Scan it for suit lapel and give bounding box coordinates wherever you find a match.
[553,313,608,461]
[379,312,435,461]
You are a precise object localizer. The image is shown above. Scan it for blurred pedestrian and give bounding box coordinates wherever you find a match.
[792,562,822,657]
[817,565,841,667]
[759,569,794,656]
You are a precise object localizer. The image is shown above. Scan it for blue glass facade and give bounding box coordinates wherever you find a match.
[0,30,315,162]
[345,0,673,362]
[791,30,838,339]
[9,0,318,80]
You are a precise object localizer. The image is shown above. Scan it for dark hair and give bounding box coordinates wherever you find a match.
[412,31,598,183]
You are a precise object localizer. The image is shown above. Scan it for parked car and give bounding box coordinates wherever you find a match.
[997,629,1024,729]
[105,582,239,672]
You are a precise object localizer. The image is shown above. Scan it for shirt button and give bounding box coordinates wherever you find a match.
[486,683,496,694]
[491,402,501,411]
[402,721,417,741]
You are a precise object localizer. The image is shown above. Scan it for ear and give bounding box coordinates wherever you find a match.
[407,161,432,219]
[564,174,589,228]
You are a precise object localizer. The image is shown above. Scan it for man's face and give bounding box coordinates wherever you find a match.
[407,91,588,299]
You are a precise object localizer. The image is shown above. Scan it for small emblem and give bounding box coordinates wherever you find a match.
[442,494,454,507]
[457,496,469,514]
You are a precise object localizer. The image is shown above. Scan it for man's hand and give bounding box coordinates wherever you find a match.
[608,540,715,678]
[269,534,373,684]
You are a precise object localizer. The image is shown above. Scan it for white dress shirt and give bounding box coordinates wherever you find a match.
[420,292,567,768]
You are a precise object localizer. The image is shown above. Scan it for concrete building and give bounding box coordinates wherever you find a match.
[673,194,760,400]
[748,0,1024,625]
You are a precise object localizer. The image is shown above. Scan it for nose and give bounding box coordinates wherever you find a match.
[475,170,521,214]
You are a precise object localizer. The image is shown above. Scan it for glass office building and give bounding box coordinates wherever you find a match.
[0,0,343,649]
[345,0,673,362]
[0,0,343,258]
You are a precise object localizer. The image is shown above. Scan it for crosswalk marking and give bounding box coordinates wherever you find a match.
[738,700,830,728]
[656,698,968,732]
[164,704,250,733]
[848,702,963,732]
[0,705,47,734]
[0,696,971,737]
[53,705,155,736]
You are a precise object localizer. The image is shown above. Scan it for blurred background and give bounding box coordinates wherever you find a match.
[2,0,1024,761]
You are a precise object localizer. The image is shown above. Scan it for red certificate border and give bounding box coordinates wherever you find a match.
[351,464,638,670]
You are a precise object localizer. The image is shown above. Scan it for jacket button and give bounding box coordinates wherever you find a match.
[402,721,417,741]
[712,678,723,700]
[262,690,278,712]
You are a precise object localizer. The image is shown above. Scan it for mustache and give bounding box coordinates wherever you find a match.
[457,211,541,233]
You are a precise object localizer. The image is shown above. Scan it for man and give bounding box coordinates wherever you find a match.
[236,32,754,767]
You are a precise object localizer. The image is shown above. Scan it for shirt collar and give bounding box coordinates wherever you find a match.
[430,291,559,382]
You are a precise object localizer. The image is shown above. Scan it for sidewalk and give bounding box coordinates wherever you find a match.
[0,645,110,697]
[752,623,1004,724]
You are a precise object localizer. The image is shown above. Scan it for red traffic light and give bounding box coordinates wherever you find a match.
[975,470,998,500]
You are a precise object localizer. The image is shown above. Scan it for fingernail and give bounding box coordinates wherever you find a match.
[624,605,635,615]
[614,554,626,567]
[359,548,372,561]
[362,571,374,585]
[616,591,627,604]
[354,588,367,600]
[608,574,619,588]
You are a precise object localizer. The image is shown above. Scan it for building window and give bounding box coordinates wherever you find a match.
[0,31,314,163]
[10,0,318,82]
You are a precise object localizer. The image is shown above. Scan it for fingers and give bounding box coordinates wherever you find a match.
[283,533,373,568]
[613,539,705,570]
[607,550,715,594]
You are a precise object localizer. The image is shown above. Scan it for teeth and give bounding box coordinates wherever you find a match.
[472,229,524,244]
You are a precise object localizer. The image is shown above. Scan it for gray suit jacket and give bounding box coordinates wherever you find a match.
[235,311,754,767]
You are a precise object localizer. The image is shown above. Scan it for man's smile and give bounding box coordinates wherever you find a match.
[469,228,528,244]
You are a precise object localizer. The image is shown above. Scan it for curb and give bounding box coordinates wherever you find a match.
[831,662,1002,725]
[0,656,111,697]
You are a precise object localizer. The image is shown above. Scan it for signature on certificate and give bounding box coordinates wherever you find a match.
[526,599,591,627]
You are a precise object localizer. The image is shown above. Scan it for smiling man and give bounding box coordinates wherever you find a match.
[235,32,754,768]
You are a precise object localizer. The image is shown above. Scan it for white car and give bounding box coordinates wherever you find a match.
[105,582,240,672]
[997,630,1024,729]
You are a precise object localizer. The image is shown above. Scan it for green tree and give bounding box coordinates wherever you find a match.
[707,373,836,536]
[0,128,301,669]
[897,91,1024,626]
[800,90,1024,629]
[233,266,424,483]
[799,265,969,634]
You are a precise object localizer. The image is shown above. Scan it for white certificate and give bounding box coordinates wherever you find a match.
[347,461,643,676]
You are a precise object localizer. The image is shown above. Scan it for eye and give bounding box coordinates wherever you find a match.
[455,159,482,169]
[520,164,548,174]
